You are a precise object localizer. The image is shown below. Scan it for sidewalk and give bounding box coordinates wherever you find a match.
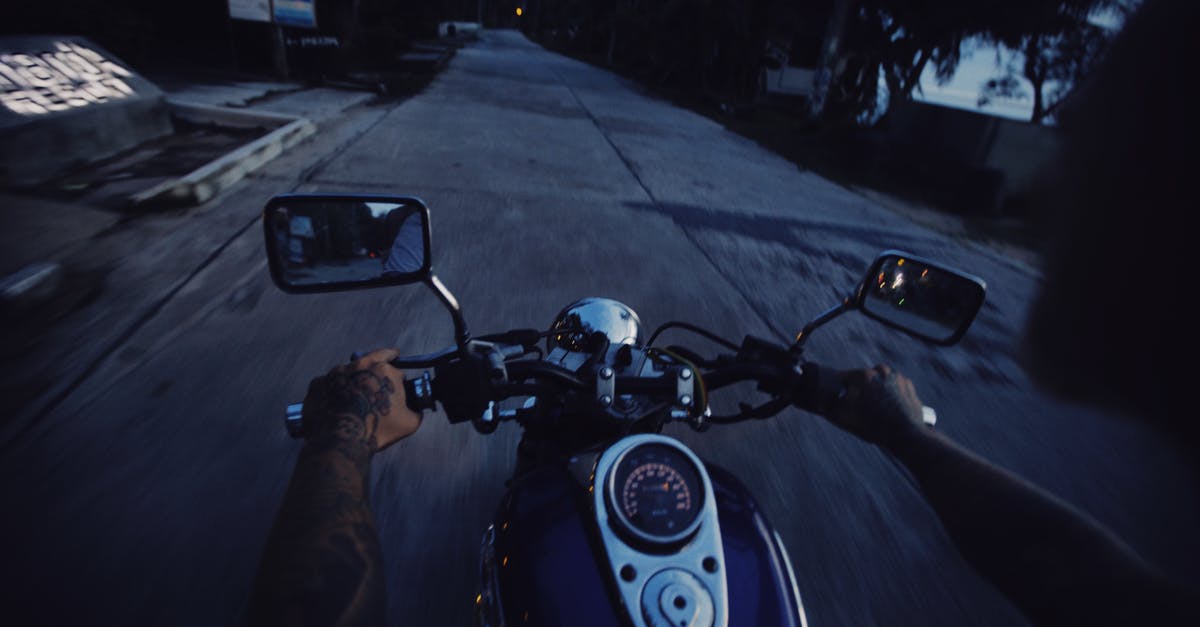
[153,74,376,124]
[0,74,391,427]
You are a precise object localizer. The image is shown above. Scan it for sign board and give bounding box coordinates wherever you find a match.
[229,0,272,23]
[0,40,139,118]
[274,0,318,29]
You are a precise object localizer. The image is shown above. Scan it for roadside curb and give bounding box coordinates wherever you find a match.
[128,100,317,207]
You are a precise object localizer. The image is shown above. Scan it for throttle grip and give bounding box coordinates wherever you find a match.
[284,372,434,440]
[795,362,938,427]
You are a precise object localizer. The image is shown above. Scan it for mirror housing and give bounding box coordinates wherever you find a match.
[855,250,986,346]
[262,194,432,294]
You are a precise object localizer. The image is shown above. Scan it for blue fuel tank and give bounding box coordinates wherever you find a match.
[478,460,805,626]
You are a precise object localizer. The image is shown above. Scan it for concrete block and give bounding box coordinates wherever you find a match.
[0,36,173,186]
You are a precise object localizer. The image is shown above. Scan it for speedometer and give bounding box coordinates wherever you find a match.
[608,443,704,544]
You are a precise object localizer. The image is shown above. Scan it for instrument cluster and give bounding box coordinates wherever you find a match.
[608,443,705,546]
[592,435,728,627]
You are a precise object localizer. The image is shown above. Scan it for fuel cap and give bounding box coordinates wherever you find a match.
[640,569,714,627]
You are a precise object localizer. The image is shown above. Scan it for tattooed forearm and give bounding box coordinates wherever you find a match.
[248,368,397,627]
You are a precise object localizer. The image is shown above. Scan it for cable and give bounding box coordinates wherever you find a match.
[664,345,719,369]
[646,321,739,351]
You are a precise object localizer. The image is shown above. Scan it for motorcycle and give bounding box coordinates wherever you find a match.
[262,193,987,627]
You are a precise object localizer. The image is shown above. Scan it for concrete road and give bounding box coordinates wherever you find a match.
[3,30,1198,627]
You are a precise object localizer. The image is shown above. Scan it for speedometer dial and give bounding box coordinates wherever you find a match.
[608,443,704,543]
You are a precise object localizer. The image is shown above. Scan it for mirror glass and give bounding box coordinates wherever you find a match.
[264,195,430,292]
[859,252,985,345]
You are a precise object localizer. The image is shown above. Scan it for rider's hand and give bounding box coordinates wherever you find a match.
[826,364,926,451]
[301,348,422,452]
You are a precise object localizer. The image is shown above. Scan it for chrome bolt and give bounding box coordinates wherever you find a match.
[598,394,613,407]
[680,394,693,407]
[599,367,614,380]
[680,368,692,380]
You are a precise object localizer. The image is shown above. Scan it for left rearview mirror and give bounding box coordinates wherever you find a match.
[856,251,986,345]
[263,194,431,293]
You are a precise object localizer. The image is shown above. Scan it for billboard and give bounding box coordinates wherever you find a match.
[274,0,318,29]
[228,0,272,23]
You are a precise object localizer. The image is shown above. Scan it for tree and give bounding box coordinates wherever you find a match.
[531,0,779,105]
[821,0,1114,126]
[980,1,1140,124]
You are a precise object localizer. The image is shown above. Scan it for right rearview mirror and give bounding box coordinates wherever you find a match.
[856,251,986,345]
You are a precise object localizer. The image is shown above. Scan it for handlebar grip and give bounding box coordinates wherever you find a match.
[285,371,434,439]
[794,362,845,417]
[797,363,940,428]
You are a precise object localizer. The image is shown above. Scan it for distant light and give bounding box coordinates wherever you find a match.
[515,7,523,16]
[892,273,904,289]
[898,298,905,306]
[897,258,905,266]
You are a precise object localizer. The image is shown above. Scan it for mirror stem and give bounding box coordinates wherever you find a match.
[426,274,471,354]
[791,295,855,354]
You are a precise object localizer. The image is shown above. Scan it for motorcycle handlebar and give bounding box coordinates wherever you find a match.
[283,357,926,440]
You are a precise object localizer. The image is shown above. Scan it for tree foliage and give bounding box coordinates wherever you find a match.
[979,0,1140,123]
[527,0,1138,126]
[531,0,782,104]
[822,0,1121,125]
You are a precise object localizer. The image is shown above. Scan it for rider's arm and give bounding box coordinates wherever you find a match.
[826,366,1199,626]
[247,350,421,627]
